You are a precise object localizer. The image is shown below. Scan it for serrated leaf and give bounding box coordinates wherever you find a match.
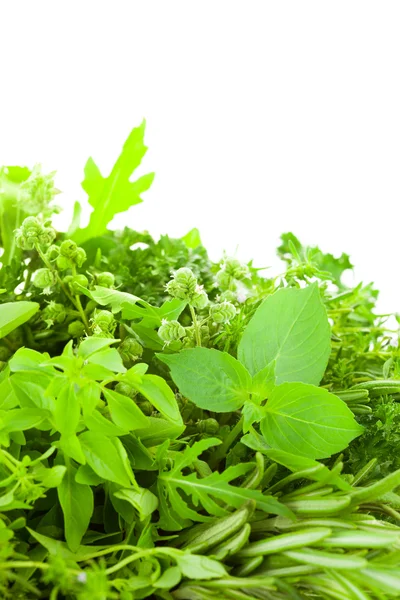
[73,121,155,244]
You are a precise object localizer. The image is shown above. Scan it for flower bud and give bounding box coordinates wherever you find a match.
[197,418,219,435]
[218,290,237,303]
[64,274,89,295]
[215,269,236,291]
[59,239,78,258]
[75,247,86,268]
[91,309,115,335]
[42,301,67,325]
[158,319,186,342]
[165,267,197,300]
[68,320,86,338]
[15,216,43,250]
[19,164,59,215]
[209,301,236,324]
[224,257,249,280]
[33,268,57,293]
[56,255,71,271]
[115,382,138,398]
[96,272,115,288]
[118,337,143,365]
[38,226,56,247]
[190,286,209,309]
[45,244,60,261]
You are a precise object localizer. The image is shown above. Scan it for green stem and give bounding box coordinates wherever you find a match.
[189,304,201,347]
[209,415,244,469]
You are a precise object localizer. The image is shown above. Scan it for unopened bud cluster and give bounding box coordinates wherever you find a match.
[165,267,209,308]
[15,216,56,250]
[215,257,249,291]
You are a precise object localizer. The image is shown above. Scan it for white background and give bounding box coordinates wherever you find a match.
[0,1,399,313]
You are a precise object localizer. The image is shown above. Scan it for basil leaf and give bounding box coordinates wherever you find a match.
[79,431,131,487]
[261,383,364,459]
[0,301,39,339]
[238,284,331,384]
[58,463,93,552]
[103,388,149,430]
[158,348,251,412]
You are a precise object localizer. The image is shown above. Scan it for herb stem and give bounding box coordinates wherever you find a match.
[189,304,202,347]
[209,415,244,469]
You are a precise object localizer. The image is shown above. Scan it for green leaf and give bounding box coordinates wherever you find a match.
[79,431,131,487]
[10,372,55,412]
[54,384,80,437]
[72,121,155,244]
[36,465,67,488]
[125,373,183,424]
[181,228,202,249]
[0,301,39,339]
[134,417,185,447]
[261,383,364,459]
[103,388,149,430]
[264,448,352,491]
[251,361,276,402]
[1,408,45,432]
[158,348,251,413]
[175,553,227,579]
[238,284,331,384]
[114,488,158,521]
[78,337,118,358]
[84,408,129,437]
[58,463,94,552]
[87,348,126,374]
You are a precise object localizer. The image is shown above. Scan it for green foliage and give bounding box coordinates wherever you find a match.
[0,125,399,599]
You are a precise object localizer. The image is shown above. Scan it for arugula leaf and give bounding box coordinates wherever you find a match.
[72,122,155,244]
[158,348,252,412]
[261,383,364,459]
[238,284,331,384]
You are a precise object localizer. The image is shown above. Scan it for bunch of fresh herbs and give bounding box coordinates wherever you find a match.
[0,123,399,599]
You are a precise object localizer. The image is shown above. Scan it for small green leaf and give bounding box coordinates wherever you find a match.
[78,337,118,358]
[238,284,331,384]
[261,383,364,459]
[87,348,126,374]
[153,566,181,589]
[158,348,251,412]
[37,465,67,488]
[58,463,94,552]
[114,488,158,521]
[1,408,45,432]
[125,373,182,424]
[79,431,131,487]
[0,301,39,339]
[103,388,149,430]
[175,553,227,579]
[54,384,80,437]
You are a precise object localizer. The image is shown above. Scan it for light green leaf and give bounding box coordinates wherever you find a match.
[87,348,126,374]
[72,121,155,244]
[175,553,227,579]
[114,488,158,521]
[158,348,251,413]
[238,284,331,384]
[78,337,118,358]
[84,408,129,437]
[125,372,182,424]
[1,408,45,432]
[135,417,185,447]
[261,383,364,459]
[36,465,67,488]
[0,301,40,339]
[103,388,149,430]
[54,384,80,437]
[79,431,131,487]
[181,228,202,249]
[58,463,94,552]
[251,361,276,402]
[264,448,352,491]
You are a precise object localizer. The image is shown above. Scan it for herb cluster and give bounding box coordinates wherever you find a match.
[0,123,399,599]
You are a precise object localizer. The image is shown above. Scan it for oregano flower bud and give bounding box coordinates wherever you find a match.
[38,226,56,247]
[15,216,43,250]
[96,272,115,288]
[209,301,236,324]
[64,274,89,295]
[118,337,143,365]
[197,418,220,435]
[59,239,78,259]
[115,382,138,398]
[42,301,67,326]
[68,320,86,338]
[45,244,60,261]
[215,269,237,291]
[33,268,57,294]
[158,319,186,342]
[224,257,249,280]
[190,286,209,309]
[91,309,116,335]
[165,267,197,300]
[218,290,237,303]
